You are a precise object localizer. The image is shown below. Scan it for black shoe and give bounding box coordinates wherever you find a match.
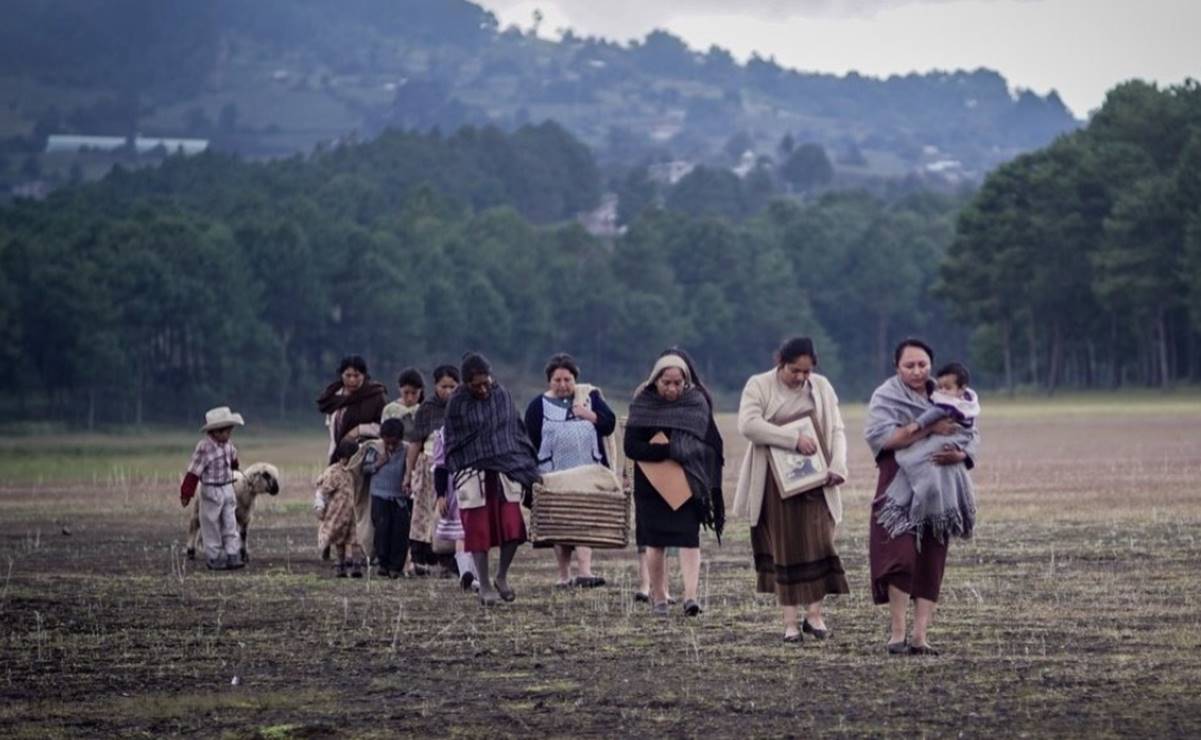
[321,545,331,561]
[377,567,391,579]
[908,643,940,656]
[802,619,829,640]
[460,571,476,591]
[335,561,348,578]
[783,632,803,643]
[634,591,651,603]
[494,579,516,602]
[225,554,245,570]
[886,639,909,655]
[683,599,702,617]
[205,557,228,571]
[350,560,364,578]
[574,575,606,588]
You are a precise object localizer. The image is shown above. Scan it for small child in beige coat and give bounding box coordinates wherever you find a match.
[314,439,364,577]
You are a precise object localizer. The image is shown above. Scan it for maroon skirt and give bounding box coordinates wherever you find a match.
[868,453,949,604]
[459,471,527,553]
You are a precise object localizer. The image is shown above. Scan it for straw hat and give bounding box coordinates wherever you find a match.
[201,406,245,432]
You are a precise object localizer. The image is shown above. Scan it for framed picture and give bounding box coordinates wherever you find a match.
[767,411,830,498]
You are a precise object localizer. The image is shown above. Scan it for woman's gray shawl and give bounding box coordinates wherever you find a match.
[865,376,979,548]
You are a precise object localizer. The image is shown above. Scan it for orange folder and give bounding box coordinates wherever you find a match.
[637,432,692,510]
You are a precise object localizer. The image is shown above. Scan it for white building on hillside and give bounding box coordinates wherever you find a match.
[46,135,209,156]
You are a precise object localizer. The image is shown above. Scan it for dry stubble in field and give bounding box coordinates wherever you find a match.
[1,398,1200,737]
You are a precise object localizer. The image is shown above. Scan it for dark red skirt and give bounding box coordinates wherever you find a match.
[868,452,949,604]
[459,471,527,553]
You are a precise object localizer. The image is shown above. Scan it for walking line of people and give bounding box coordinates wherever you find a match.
[181,336,980,654]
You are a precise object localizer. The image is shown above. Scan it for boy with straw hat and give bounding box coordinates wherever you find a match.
[180,406,246,570]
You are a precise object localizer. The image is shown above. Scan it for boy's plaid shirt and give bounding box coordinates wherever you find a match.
[186,437,238,484]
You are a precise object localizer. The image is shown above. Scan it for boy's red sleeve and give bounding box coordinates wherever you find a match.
[180,473,200,506]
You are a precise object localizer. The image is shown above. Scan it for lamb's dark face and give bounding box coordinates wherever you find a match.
[255,471,280,496]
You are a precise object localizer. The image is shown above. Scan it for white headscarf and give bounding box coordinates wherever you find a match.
[638,353,691,394]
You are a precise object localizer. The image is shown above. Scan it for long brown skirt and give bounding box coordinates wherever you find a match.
[868,452,949,604]
[751,475,849,606]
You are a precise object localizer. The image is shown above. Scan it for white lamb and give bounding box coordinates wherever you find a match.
[186,462,281,562]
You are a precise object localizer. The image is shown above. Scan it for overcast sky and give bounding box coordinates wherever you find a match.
[475,0,1200,117]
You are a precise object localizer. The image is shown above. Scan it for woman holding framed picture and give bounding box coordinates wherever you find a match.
[733,337,849,643]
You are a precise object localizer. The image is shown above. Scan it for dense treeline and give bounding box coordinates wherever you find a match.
[940,80,1201,391]
[6,77,1189,427]
[0,122,965,425]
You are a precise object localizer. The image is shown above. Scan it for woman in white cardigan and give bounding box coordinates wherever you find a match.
[733,337,850,642]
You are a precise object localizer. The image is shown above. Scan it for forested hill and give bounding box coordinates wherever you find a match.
[2,77,1195,427]
[1,0,1077,179]
[0,120,968,426]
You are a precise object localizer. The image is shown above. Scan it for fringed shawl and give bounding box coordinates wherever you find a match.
[865,375,979,548]
[443,382,540,488]
[316,379,388,445]
[627,386,726,541]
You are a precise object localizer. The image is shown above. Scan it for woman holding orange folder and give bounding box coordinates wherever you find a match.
[624,349,724,618]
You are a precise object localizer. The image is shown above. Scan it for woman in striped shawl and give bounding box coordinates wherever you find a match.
[436,353,541,606]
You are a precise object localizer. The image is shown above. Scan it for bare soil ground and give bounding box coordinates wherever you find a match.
[2,400,1200,738]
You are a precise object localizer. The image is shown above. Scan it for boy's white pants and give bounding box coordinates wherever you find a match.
[200,483,242,561]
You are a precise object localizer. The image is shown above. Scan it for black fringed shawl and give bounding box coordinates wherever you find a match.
[627,386,726,542]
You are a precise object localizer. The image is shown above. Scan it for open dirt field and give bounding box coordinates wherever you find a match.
[2,397,1201,738]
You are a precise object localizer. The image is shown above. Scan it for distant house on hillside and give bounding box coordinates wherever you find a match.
[732,150,757,178]
[578,193,623,238]
[11,180,50,200]
[647,160,694,186]
[923,158,972,184]
[46,135,209,156]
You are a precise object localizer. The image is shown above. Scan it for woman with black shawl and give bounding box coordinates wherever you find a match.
[403,364,461,576]
[624,348,725,617]
[437,353,541,606]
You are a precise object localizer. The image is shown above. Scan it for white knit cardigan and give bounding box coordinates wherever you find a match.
[732,369,848,525]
